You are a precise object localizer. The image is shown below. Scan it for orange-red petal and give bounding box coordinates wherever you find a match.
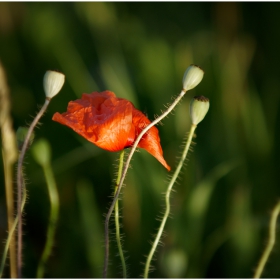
[52,92,135,151]
[131,108,171,171]
[52,91,170,170]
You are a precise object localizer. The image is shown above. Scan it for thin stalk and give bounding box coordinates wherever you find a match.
[16,99,50,278]
[253,200,280,278]
[114,150,127,278]
[36,160,59,278]
[2,155,17,278]
[0,61,18,278]
[0,175,27,278]
[144,124,197,278]
[103,89,187,278]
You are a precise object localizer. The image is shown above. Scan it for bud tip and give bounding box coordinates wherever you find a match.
[182,64,204,92]
[43,70,65,99]
[189,95,210,125]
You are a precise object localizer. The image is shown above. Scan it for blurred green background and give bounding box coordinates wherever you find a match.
[1,2,280,278]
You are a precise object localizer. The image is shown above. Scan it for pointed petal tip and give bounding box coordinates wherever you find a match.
[160,159,171,171]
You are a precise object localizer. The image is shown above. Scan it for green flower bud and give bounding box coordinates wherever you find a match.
[31,138,51,167]
[16,127,35,151]
[182,64,204,91]
[43,70,65,99]
[190,95,209,125]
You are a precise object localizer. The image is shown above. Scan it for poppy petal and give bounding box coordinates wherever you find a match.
[132,109,171,171]
[52,91,170,170]
[52,91,135,151]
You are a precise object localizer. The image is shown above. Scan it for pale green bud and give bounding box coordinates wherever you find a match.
[43,70,65,99]
[31,138,51,166]
[190,95,210,125]
[182,64,204,91]
[16,126,35,151]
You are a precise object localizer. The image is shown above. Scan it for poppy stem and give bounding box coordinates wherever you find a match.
[103,150,126,278]
[114,150,127,278]
[16,99,50,278]
[144,124,197,278]
[253,200,280,278]
[103,89,187,278]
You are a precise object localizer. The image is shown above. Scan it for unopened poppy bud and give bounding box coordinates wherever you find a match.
[43,70,65,99]
[16,126,35,151]
[182,64,204,91]
[32,138,51,167]
[190,95,209,125]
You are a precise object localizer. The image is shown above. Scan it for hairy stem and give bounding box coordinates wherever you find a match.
[103,89,187,278]
[114,150,127,278]
[253,200,280,278]
[144,124,197,278]
[16,99,50,278]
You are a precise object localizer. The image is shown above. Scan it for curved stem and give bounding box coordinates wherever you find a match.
[114,150,127,278]
[144,124,197,278]
[253,200,280,278]
[36,161,59,278]
[103,89,187,278]
[16,99,50,278]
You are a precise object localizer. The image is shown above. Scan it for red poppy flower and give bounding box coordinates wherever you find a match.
[52,91,170,171]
